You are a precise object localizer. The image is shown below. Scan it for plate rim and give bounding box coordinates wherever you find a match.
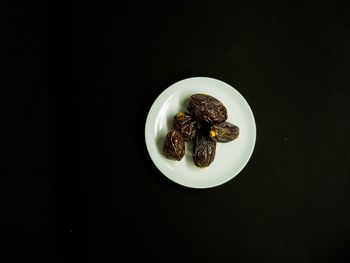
[144,76,256,189]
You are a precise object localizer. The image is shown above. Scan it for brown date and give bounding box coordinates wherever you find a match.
[188,94,227,125]
[209,122,239,143]
[172,112,197,141]
[163,130,185,161]
[193,131,216,168]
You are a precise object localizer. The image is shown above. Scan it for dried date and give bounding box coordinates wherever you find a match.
[163,130,185,161]
[209,122,239,143]
[193,131,216,168]
[172,112,197,141]
[188,94,227,125]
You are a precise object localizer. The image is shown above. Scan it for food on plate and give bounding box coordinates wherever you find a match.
[162,130,185,161]
[188,94,227,124]
[162,93,238,168]
[193,130,216,168]
[172,112,197,141]
[209,122,239,143]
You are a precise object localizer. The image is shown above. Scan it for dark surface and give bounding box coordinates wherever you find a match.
[3,1,350,262]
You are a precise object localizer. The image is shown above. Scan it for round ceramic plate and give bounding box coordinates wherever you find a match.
[145,77,256,188]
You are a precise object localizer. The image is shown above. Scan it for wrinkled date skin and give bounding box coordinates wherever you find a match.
[209,122,240,143]
[188,94,227,125]
[172,112,197,141]
[193,132,216,168]
[163,130,185,161]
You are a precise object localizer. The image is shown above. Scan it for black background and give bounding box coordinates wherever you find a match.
[3,1,350,262]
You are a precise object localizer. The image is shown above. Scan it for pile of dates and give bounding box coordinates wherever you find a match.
[163,94,239,168]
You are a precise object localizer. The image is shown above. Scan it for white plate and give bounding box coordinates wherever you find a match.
[145,77,256,188]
